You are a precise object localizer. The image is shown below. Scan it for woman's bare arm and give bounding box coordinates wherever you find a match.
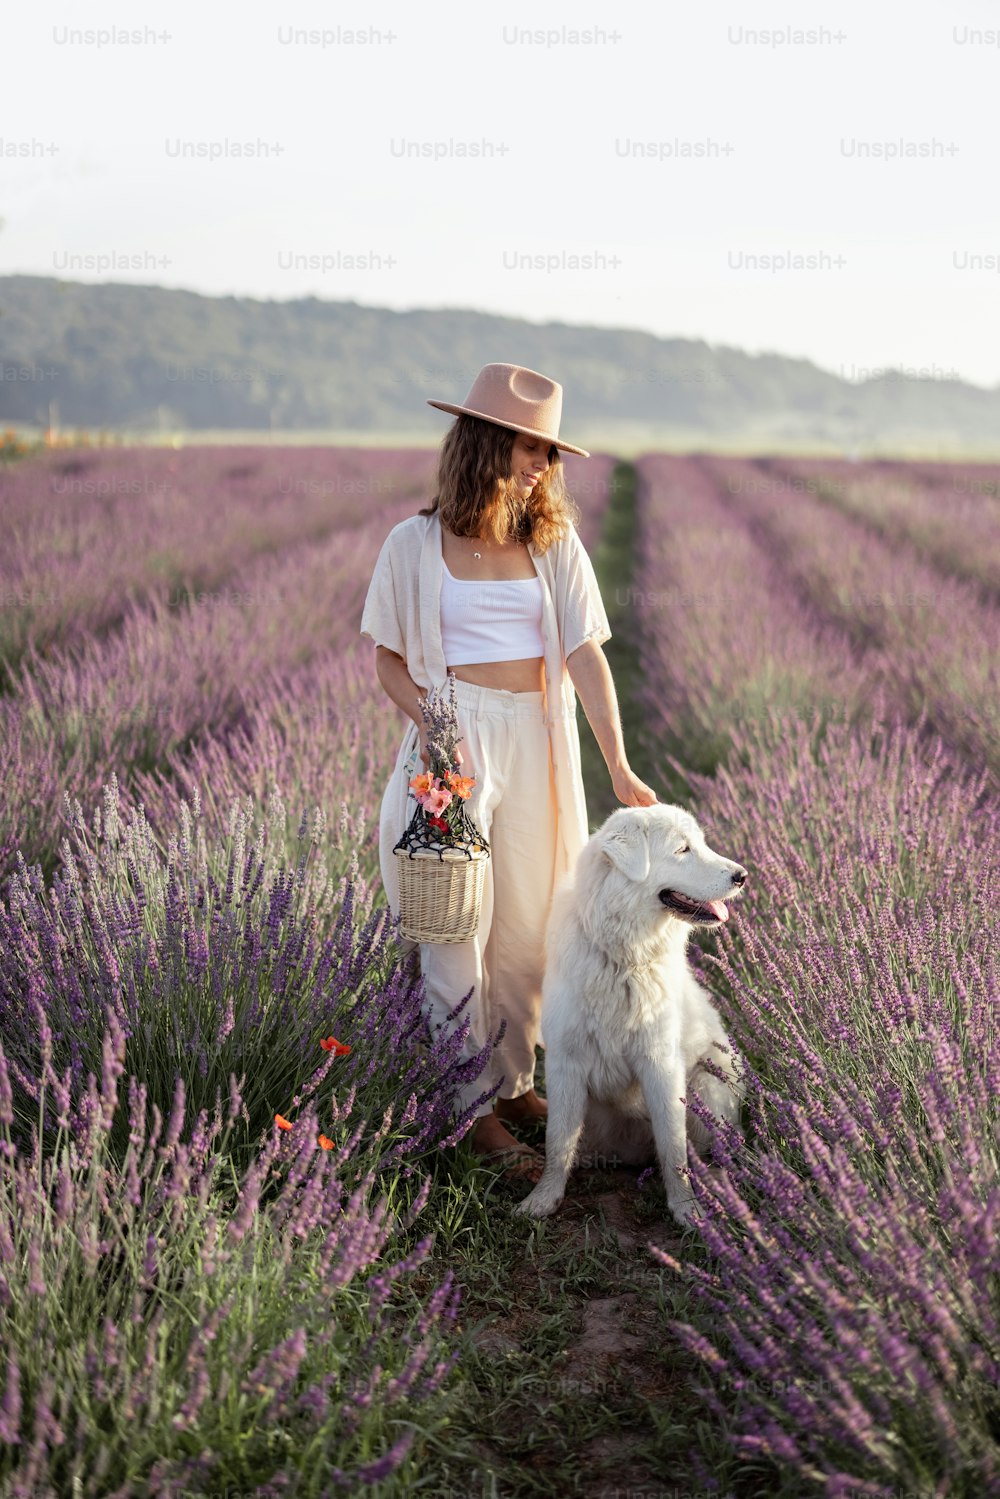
[375,646,426,727]
[566,638,657,807]
[374,648,465,769]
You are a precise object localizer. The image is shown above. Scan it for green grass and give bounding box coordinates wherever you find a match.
[391,1141,741,1498]
[578,461,693,823]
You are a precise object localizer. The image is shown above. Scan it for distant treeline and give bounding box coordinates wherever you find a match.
[2,274,999,448]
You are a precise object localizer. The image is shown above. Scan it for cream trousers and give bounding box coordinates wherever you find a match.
[385,678,558,1121]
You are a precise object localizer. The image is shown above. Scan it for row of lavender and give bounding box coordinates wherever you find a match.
[751,454,1000,605]
[0,781,485,1495]
[0,446,439,683]
[0,447,614,888]
[704,454,1000,783]
[0,443,612,673]
[0,446,433,886]
[632,456,1000,1497]
[0,446,617,1495]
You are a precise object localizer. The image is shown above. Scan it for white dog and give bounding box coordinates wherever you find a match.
[516,803,748,1227]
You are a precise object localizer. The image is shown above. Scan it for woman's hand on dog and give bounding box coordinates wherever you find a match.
[611,765,658,808]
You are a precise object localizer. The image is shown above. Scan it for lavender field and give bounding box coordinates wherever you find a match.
[0,444,619,1496]
[0,444,997,1496]
[632,454,999,1497]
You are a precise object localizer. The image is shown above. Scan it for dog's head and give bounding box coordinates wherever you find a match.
[581,803,748,940]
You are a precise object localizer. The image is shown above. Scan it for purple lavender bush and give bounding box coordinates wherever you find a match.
[126,647,402,909]
[649,706,1000,1497]
[631,453,888,775]
[0,444,613,683]
[701,453,1000,789]
[0,776,497,1192]
[558,450,619,553]
[0,444,440,676]
[0,506,417,890]
[629,454,999,1494]
[0,1004,466,1495]
[749,454,1000,602]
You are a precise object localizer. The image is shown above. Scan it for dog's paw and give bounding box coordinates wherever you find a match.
[667,1193,700,1228]
[514,1186,562,1218]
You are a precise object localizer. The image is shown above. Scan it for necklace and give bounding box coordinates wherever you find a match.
[466,533,523,561]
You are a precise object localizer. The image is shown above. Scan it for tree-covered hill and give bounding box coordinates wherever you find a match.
[2,275,998,452]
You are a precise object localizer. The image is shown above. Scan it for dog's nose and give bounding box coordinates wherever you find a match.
[730,867,748,886]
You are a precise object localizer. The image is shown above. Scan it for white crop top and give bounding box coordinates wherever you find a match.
[440,558,545,664]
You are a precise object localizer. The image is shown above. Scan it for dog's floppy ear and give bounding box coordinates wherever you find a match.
[598,816,650,883]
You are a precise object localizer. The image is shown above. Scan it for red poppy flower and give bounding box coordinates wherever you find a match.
[320,1036,351,1056]
[275,1114,294,1130]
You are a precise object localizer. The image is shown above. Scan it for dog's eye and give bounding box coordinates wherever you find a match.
[676,845,689,855]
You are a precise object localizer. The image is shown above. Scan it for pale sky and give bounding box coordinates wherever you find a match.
[4,0,999,389]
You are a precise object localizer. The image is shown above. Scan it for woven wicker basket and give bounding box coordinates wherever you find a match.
[393,843,489,943]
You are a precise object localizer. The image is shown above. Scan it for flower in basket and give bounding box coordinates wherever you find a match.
[422,783,453,817]
[445,770,476,800]
[408,672,487,849]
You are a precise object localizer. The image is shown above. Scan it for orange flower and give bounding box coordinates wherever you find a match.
[317,1134,335,1150]
[319,1036,351,1056]
[409,772,434,797]
[445,772,475,800]
[275,1114,294,1130]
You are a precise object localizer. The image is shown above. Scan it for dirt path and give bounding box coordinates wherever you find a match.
[429,465,734,1498]
[461,1161,708,1499]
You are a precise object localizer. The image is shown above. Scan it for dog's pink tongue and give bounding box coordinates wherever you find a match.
[708,900,729,922]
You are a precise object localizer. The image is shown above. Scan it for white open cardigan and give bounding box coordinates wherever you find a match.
[359,508,613,925]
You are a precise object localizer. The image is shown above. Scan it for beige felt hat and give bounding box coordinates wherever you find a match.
[427,362,590,457]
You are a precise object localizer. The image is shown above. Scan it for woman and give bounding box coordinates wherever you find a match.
[360,363,657,1177]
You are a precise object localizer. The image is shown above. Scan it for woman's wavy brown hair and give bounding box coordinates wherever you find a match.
[418,414,581,554]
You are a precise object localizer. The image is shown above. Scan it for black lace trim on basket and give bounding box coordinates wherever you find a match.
[393,802,491,860]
